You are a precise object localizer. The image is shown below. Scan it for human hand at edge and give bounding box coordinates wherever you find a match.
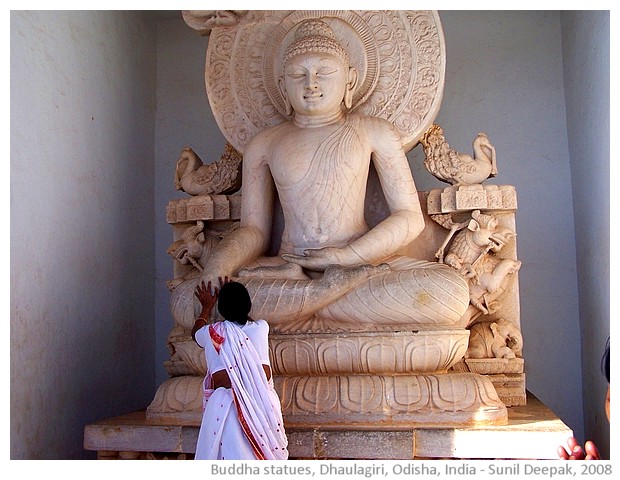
[557,437,601,460]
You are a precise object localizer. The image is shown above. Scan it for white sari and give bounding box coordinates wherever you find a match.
[194,320,288,460]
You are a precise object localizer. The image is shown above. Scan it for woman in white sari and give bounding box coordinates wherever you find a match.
[192,279,288,460]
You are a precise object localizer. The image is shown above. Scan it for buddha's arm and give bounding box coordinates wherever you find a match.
[347,123,425,262]
[348,207,424,263]
[202,141,275,278]
[201,225,269,278]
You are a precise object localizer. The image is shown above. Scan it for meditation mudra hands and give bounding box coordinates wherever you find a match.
[282,245,362,271]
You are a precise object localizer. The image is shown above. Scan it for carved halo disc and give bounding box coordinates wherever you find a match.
[201,10,445,153]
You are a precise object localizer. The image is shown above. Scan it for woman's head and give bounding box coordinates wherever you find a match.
[602,338,610,383]
[602,338,610,422]
[217,281,252,324]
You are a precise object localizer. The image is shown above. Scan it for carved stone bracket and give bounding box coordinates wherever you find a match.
[166,194,241,224]
[427,184,517,215]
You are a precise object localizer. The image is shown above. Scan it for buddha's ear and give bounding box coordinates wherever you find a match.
[344,66,358,109]
[278,76,293,116]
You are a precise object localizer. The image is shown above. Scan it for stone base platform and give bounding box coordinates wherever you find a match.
[84,392,571,460]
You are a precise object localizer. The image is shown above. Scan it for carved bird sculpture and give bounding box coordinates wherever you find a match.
[420,124,498,186]
[174,142,242,196]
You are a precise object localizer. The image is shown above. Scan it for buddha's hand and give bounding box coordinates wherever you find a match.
[282,246,357,272]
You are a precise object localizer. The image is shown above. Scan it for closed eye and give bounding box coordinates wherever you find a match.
[317,68,338,76]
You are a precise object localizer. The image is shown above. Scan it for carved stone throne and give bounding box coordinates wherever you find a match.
[147,10,525,429]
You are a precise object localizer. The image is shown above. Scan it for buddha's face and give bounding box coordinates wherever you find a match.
[282,51,349,117]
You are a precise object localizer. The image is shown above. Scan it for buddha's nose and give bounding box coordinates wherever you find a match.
[306,75,319,89]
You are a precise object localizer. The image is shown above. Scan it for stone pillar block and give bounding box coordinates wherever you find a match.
[187,195,214,220]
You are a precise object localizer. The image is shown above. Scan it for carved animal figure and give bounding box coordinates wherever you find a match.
[421,124,498,186]
[167,221,212,272]
[443,210,521,314]
[430,213,471,263]
[466,318,523,359]
[174,142,242,196]
[166,221,239,290]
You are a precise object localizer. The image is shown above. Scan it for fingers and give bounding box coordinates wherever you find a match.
[558,437,602,460]
[569,448,586,460]
[558,437,588,460]
[566,437,579,451]
[194,281,203,297]
[281,254,305,265]
[584,441,601,460]
[194,280,214,296]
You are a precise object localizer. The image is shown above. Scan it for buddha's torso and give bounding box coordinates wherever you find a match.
[266,116,372,253]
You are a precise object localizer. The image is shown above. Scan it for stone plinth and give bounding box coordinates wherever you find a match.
[84,392,572,460]
[275,372,507,428]
[270,330,470,375]
[270,330,507,427]
[145,330,508,427]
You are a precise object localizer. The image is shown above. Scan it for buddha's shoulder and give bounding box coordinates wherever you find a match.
[350,114,400,143]
[352,113,397,130]
[245,121,294,149]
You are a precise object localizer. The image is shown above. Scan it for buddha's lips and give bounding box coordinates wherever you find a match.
[304,93,322,100]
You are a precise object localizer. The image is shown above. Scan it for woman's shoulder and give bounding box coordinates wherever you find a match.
[243,318,269,332]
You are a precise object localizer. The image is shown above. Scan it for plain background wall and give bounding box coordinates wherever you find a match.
[10,10,609,460]
[10,11,157,459]
[560,10,610,458]
[153,19,222,390]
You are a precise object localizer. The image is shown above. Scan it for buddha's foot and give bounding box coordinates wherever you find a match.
[238,262,310,280]
[323,263,391,290]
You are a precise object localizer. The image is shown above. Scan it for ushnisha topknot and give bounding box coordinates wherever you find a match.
[283,19,349,68]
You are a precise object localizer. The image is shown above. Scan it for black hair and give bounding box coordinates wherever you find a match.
[602,337,610,383]
[217,281,252,325]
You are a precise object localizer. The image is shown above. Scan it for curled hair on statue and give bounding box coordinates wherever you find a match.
[217,281,252,325]
[282,19,349,69]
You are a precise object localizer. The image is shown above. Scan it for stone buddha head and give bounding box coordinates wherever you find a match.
[278,19,358,117]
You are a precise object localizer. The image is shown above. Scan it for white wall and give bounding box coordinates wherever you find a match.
[561,10,610,459]
[10,11,157,459]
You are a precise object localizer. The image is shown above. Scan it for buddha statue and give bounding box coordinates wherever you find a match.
[173,18,470,334]
[153,13,510,428]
